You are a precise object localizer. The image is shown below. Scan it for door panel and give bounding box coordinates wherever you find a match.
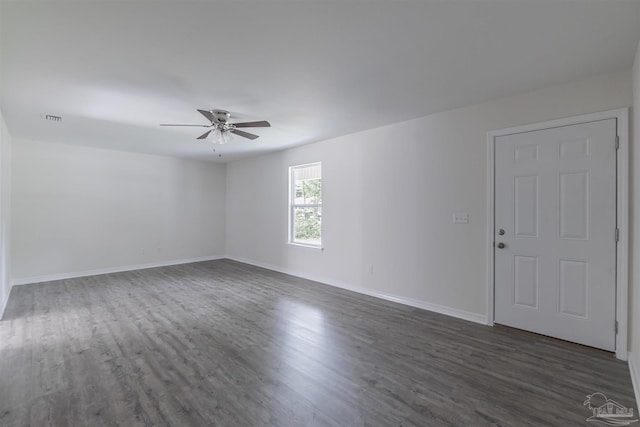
[494,119,616,351]
[514,255,538,308]
[558,259,588,318]
[559,172,589,239]
[514,175,538,237]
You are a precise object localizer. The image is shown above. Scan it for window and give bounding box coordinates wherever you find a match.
[289,162,322,247]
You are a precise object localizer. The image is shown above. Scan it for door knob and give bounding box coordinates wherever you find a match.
[497,242,506,249]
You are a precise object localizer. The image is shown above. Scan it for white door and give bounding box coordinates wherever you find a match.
[494,119,617,351]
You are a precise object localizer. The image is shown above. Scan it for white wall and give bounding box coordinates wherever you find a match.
[630,39,640,405]
[0,111,12,317]
[11,140,226,283]
[226,69,633,321]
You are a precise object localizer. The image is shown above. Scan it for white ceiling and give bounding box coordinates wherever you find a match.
[1,0,639,163]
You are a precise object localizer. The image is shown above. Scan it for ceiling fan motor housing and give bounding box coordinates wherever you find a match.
[212,110,231,123]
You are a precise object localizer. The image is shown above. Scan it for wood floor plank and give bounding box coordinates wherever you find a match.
[0,259,635,426]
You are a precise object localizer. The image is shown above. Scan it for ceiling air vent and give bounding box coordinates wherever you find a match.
[44,114,62,122]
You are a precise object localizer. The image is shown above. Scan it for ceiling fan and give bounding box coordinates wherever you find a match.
[160,109,270,142]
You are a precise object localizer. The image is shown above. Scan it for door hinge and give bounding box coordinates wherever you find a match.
[616,228,620,242]
[615,321,618,334]
[615,135,620,150]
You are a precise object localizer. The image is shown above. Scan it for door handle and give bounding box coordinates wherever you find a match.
[497,242,506,249]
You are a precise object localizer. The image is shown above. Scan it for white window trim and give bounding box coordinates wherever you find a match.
[288,162,323,249]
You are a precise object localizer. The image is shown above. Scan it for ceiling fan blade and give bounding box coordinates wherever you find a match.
[160,124,210,127]
[230,129,259,140]
[197,130,213,140]
[197,109,215,123]
[232,120,271,128]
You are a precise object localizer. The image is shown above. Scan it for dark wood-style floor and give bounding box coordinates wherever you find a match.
[0,259,635,426]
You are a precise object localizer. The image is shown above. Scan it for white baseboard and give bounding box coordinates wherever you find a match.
[226,255,488,325]
[11,255,226,286]
[629,352,640,413]
[9,254,488,326]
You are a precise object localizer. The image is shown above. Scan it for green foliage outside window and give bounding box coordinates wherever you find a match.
[295,178,322,204]
[294,179,322,243]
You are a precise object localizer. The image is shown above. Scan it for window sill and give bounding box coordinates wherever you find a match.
[287,242,324,251]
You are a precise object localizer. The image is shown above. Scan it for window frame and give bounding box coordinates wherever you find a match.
[288,162,322,248]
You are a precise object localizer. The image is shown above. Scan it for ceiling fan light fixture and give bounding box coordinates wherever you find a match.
[211,129,229,145]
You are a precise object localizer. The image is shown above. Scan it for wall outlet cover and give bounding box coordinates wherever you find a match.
[453,213,469,224]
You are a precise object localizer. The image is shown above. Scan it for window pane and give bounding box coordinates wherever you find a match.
[295,178,322,204]
[290,162,322,246]
[293,206,322,245]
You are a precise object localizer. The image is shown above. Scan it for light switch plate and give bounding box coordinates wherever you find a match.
[453,212,469,224]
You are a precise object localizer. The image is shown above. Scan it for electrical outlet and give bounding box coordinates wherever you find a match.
[453,213,469,224]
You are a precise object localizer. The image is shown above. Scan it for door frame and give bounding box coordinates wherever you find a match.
[486,108,629,360]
